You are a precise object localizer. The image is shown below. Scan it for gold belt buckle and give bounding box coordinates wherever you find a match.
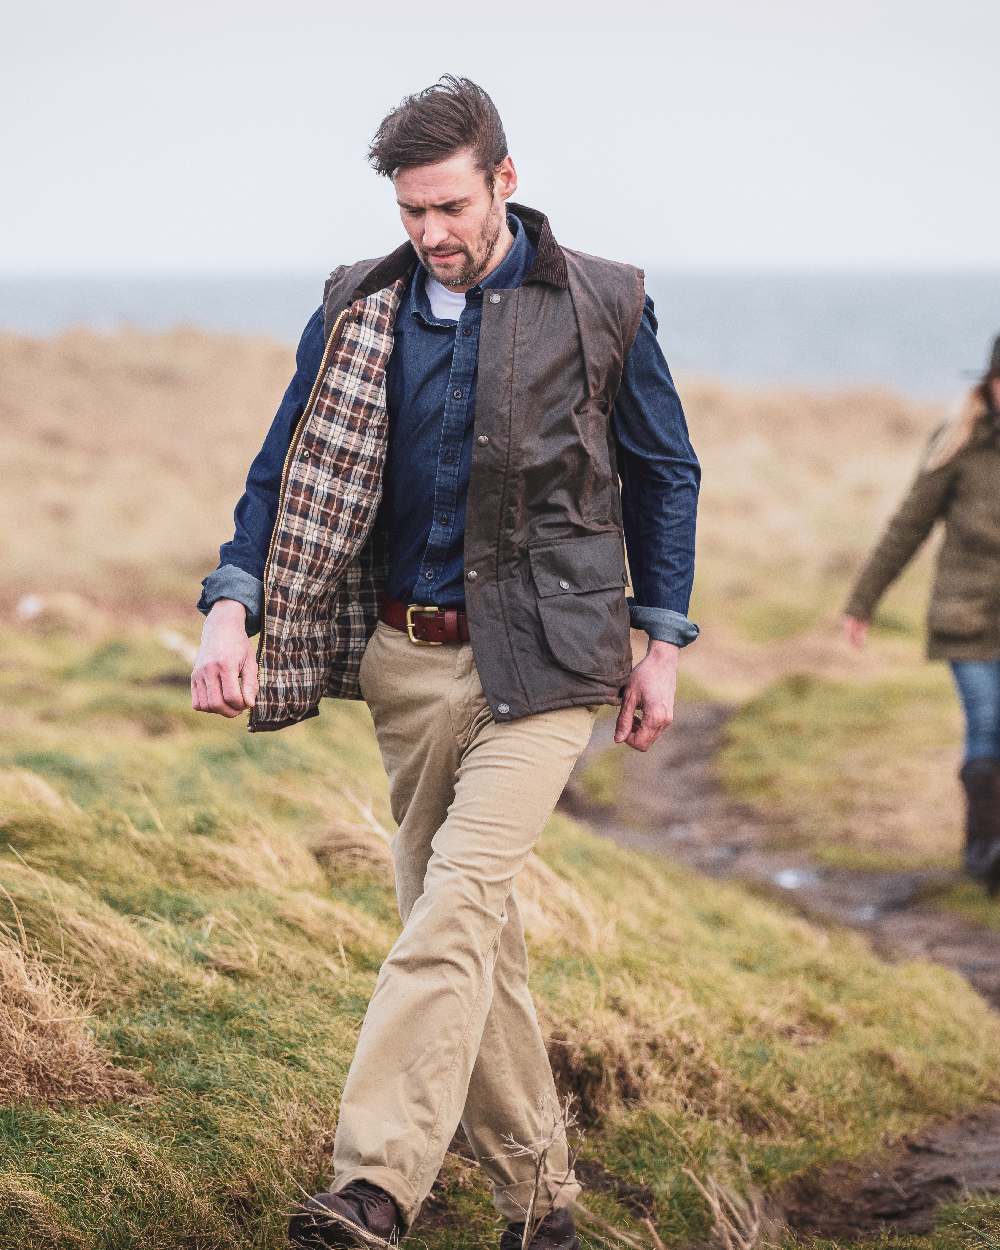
[405,603,444,645]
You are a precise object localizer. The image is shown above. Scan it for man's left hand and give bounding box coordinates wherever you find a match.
[613,640,678,752]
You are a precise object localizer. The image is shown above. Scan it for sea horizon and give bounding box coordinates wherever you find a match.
[1,268,997,401]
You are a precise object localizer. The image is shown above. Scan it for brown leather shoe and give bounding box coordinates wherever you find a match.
[499,1207,581,1249]
[288,1180,405,1247]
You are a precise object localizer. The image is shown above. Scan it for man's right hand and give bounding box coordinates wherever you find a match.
[191,600,259,716]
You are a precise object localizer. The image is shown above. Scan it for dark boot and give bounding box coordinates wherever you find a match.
[288,1180,405,1248]
[960,758,1000,885]
[986,760,1000,899]
[499,1206,581,1250]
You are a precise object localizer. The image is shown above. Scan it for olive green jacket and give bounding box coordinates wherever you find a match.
[845,391,1000,660]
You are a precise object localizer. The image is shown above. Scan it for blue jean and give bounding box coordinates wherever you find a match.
[950,660,1000,762]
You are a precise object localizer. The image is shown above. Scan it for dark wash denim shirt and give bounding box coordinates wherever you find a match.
[381,210,530,607]
[198,215,701,646]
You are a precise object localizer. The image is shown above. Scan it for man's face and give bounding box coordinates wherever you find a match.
[394,149,517,290]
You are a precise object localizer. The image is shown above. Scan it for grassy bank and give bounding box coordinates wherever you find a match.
[718,664,1000,932]
[3,329,997,1246]
[2,622,1000,1248]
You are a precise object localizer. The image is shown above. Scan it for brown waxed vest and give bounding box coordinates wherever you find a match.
[248,203,645,732]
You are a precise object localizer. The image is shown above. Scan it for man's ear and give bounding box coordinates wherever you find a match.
[495,154,518,203]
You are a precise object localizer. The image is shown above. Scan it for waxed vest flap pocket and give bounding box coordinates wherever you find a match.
[528,531,627,596]
[927,596,993,639]
[528,532,630,678]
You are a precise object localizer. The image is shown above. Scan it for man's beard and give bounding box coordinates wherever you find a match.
[423,206,504,289]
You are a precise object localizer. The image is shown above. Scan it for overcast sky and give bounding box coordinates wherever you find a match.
[4,0,998,274]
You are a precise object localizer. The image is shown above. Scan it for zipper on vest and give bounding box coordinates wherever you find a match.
[249,306,352,731]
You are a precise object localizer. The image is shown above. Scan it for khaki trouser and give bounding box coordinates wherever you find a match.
[329,620,600,1228]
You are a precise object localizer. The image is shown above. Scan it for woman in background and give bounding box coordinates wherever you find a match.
[843,335,1000,897]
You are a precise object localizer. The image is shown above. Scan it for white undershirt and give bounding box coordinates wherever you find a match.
[425,274,467,322]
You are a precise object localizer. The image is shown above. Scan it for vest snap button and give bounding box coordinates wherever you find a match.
[489,293,501,304]
[466,570,478,581]
[558,578,571,590]
[496,702,510,714]
[476,434,489,446]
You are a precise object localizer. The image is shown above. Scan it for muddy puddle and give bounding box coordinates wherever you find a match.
[773,1104,1000,1240]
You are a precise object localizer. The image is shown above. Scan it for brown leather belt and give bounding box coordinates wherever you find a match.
[378,596,471,645]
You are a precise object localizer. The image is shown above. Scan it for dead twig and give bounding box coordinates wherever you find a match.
[682,1162,764,1250]
[497,1094,584,1249]
[641,1215,668,1250]
[570,1201,648,1249]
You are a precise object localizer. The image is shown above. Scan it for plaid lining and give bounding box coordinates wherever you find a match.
[250,279,406,731]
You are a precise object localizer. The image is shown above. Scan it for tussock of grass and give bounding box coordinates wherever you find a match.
[306,794,395,882]
[517,852,604,947]
[0,907,148,1107]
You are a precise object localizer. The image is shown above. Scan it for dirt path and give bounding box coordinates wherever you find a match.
[560,703,1000,1242]
[563,704,1000,1008]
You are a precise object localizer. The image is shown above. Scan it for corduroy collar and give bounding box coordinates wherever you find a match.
[352,200,568,299]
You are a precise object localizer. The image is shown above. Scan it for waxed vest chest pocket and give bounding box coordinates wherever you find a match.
[528,531,632,679]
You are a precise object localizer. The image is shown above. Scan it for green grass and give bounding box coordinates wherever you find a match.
[733,597,823,645]
[718,668,963,852]
[2,625,1000,1248]
[935,882,1000,932]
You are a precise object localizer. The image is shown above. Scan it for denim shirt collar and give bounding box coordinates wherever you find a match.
[409,211,533,327]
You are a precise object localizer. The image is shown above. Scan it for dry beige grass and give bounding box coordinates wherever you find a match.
[305,786,396,882]
[679,379,943,695]
[0,904,148,1106]
[306,816,611,956]
[0,328,295,611]
[542,979,733,1131]
[517,853,605,947]
[0,329,944,657]
[0,767,72,813]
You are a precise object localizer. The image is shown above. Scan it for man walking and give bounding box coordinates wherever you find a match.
[193,76,699,1249]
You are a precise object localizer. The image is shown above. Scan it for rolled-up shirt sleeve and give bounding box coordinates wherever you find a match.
[196,305,325,635]
[613,294,701,646]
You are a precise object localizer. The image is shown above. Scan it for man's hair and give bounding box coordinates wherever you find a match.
[368,75,508,187]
